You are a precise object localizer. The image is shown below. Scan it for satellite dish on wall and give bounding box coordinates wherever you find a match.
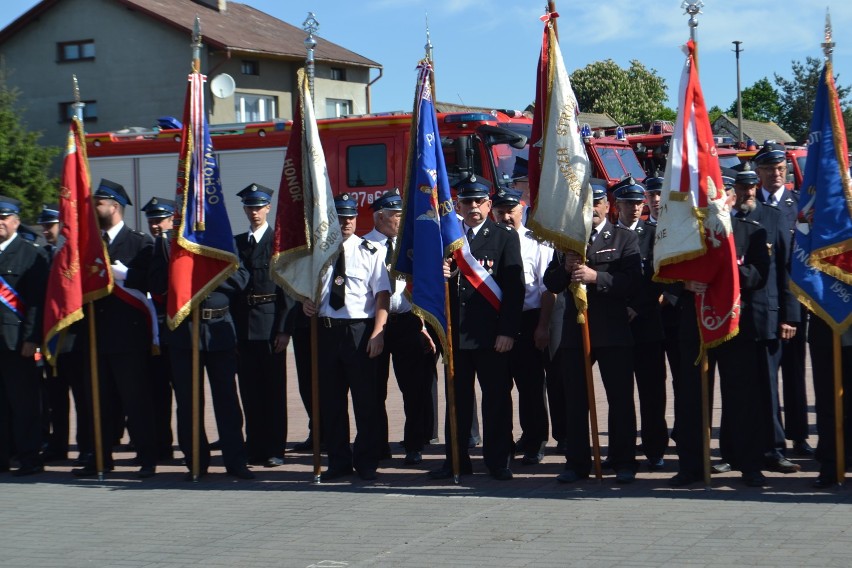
[210,73,236,98]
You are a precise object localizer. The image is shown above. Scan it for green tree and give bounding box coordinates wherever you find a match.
[774,56,852,143]
[708,105,724,125]
[0,73,59,222]
[727,77,781,123]
[571,59,669,125]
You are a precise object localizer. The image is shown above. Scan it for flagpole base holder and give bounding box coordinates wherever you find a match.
[453,474,459,485]
[97,472,104,482]
[313,474,321,484]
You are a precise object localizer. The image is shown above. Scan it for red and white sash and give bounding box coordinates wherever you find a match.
[454,239,502,311]
[113,283,160,349]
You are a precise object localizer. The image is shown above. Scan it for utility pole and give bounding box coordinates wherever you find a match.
[733,40,744,145]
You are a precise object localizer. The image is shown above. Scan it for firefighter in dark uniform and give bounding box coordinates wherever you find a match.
[669,198,771,487]
[730,169,802,474]
[490,187,555,465]
[614,178,668,470]
[544,182,642,484]
[754,142,813,457]
[233,183,292,468]
[0,197,49,476]
[363,189,436,466]
[302,193,391,482]
[140,196,177,462]
[73,180,158,478]
[149,228,255,480]
[428,175,525,481]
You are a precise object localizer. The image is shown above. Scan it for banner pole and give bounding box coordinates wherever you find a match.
[191,308,201,481]
[581,311,602,482]
[310,314,322,483]
[87,302,105,480]
[700,352,712,488]
[833,331,845,486]
[444,282,461,484]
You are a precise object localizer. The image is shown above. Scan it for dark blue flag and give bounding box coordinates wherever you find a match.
[394,61,463,352]
[790,61,852,332]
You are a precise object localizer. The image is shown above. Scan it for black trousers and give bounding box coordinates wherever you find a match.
[757,338,785,454]
[0,350,42,469]
[632,340,669,461]
[562,345,637,475]
[509,309,549,452]
[672,301,703,477]
[808,316,852,476]
[444,348,513,473]
[149,345,175,459]
[292,324,318,439]
[86,349,156,468]
[781,309,809,442]
[170,347,247,471]
[376,312,433,453]
[238,340,287,461]
[317,319,380,474]
[544,348,566,445]
[44,349,92,456]
[714,334,766,473]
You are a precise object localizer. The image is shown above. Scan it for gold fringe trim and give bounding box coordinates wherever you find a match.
[166,260,239,331]
[411,303,449,359]
[826,61,852,223]
[809,240,852,285]
[43,310,84,368]
[790,279,852,334]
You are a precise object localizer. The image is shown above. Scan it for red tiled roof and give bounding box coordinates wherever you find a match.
[1,0,381,69]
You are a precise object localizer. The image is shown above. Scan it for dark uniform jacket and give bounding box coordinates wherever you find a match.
[731,217,771,341]
[0,236,48,351]
[757,187,798,236]
[544,221,641,349]
[450,218,524,350]
[149,235,249,352]
[626,218,664,343]
[94,224,154,353]
[737,202,800,341]
[232,229,292,342]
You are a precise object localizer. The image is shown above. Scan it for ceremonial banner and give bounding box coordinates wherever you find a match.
[526,11,592,321]
[271,68,342,302]
[43,117,113,365]
[653,40,740,349]
[168,70,238,329]
[394,60,464,353]
[790,59,852,331]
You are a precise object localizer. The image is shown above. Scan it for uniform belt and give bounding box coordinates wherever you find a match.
[247,293,276,306]
[200,306,229,320]
[317,317,370,328]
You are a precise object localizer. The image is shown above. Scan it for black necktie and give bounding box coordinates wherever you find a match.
[102,231,110,246]
[588,228,597,246]
[330,251,346,310]
[385,238,394,268]
[466,227,474,243]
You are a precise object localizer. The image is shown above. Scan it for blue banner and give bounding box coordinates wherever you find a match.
[394,62,463,352]
[790,62,852,332]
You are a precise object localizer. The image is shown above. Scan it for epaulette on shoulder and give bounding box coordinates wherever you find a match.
[735,217,761,227]
[361,239,377,254]
[614,224,632,232]
[495,222,513,232]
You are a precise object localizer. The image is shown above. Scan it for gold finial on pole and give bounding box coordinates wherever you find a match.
[191,16,202,73]
[681,0,703,43]
[71,74,85,122]
[822,8,835,63]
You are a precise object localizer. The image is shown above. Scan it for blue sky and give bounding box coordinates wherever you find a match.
[4,0,852,120]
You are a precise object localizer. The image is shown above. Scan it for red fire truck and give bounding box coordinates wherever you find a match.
[85,110,646,233]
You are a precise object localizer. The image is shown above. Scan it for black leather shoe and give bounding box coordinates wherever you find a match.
[320,467,353,482]
[73,453,92,467]
[357,469,378,481]
[521,451,544,465]
[812,474,838,488]
[765,456,801,473]
[73,464,113,477]
[136,466,156,479]
[615,469,636,484]
[404,451,423,465]
[184,470,207,481]
[490,467,513,480]
[291,438,313,452]
[427,464,472,479]
[742,471,767,487]
[556,470,587,484]
[226,466,256,480]
[792,441,816,457]
[265,457,284,467]
[712,462,732,474]
[41,450,68,463]
[13,464,44,477]
[648,458,665,471]
[668,472,700,487]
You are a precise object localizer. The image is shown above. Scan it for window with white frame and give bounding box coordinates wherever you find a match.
[326,98,352,118]
[235,93,277,123]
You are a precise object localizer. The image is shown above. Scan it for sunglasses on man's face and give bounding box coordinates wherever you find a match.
[459,197,488,205]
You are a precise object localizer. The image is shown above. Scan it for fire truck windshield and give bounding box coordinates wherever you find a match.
[598,147,646,180]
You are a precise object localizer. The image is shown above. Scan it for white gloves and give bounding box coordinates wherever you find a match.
[112,260,128,282]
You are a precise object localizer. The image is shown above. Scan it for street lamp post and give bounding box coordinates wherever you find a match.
[733,40,743,145]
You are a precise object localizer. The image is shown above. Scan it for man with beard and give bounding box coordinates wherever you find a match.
[731,168,801,474]
[73,180,158,478]
[544,182,642,484]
